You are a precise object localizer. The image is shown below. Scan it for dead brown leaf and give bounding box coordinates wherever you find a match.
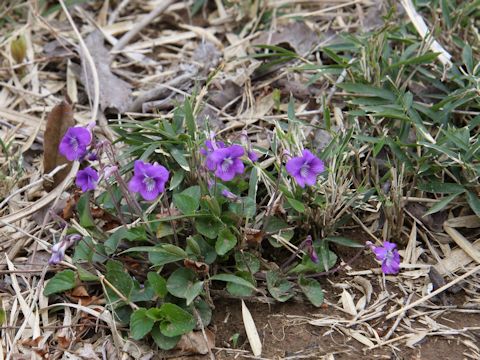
[244,228,265,247]
[62,190,81,220]
[67,285,99,306]
[43,99,74,191]
[184,259,209,276]
[77,31,132,113]
[175,329,215,355]
[21,336,49,358]
[253,22,320,55]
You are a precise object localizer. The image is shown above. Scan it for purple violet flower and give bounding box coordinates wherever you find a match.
[201,139,226,170]
[367,241,401,275]
[285,149,324,188]
[208,145,245,181]
[49,234,82,265]
[304,235,319,264]
[76,166,99,192]
[59,126,93,161]
[128,160,169,201]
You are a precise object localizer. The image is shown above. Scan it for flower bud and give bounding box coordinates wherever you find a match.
[11,36,26,64]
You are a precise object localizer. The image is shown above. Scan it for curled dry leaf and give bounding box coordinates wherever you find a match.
[62,191,81,220]
[43,100,74,191]
[67,285,99,306]
[405,331,428,348]
[184,259,209,276]
[353,276,373,305]
[21,336,49,358]
[175,329,215,355]
[243,228,265,247]
[341,289,357,316]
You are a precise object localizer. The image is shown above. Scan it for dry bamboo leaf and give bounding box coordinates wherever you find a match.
[445,215,480,229]
[356,295,367,311]
[241,300,262,357]
[404,221,417,264]
[444,224,480,264]
[43,100,74,191]
[67,59,78,103]
[435,238,480,275]
[342,328,375,348]
[341,289,357,316]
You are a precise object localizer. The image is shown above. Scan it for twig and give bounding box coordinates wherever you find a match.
[383,293,413,340]
[128,72,193,112]
[193,307,215,360]
[98,274,139,310]
[59,0,99,123]
[285,245,367,281]
[112,0,176,52]
[386,263,480,319]
[108,0,131,25]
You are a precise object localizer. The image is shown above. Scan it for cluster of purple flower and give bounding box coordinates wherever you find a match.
[59,123,327,202]
[57,125,401,275]
[200,136,325,189]
[59,124,99,192]
[59,123,170,201]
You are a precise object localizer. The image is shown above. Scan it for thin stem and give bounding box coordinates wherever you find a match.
[286,245,367,281]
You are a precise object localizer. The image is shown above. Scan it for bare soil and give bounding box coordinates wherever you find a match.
[209,297,479,359]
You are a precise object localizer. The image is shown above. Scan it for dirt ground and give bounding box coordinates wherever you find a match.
[210,298,480,360]
[183,235,480,360]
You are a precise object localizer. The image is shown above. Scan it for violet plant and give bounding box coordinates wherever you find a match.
[44,98,400,350]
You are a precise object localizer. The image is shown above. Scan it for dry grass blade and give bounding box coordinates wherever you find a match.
[59,0,99,123]
[386,263,480,319]
[400,0,452,67]
[444,223,480,264]
[0,162,79,228]
[112,0,176,51]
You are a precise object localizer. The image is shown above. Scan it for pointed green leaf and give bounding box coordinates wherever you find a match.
[466,191,480,217]
[324,236,363,248]
[210,273,257,290]
[286,197,305,213]
[170,147,190,171]
[159,303,196,337]
[130,308,154,340]
[425,193,461,216]
[44,270,76,296]
[147,272,167,298]
[166,268,204,305]
[298,276,324,307]
[152,325,180,350]
[215,228,237,256]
